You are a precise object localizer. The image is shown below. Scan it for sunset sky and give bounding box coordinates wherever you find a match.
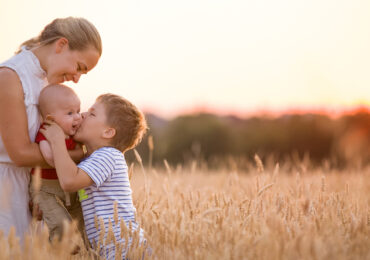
[1,0,370,118]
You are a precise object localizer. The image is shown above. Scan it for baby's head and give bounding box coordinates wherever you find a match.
[74,93,147,152]
[39,84,82,136]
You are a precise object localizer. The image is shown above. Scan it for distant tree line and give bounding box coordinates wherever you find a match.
[126,111,370,168]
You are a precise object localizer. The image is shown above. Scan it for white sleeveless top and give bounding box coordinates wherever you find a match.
[0,48,48,163]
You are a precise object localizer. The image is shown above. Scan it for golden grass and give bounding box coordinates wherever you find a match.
[1,161,370,259]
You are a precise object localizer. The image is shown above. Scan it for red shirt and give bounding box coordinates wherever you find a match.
[30,128,76,179]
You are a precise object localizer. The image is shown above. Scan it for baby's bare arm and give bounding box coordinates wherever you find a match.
[69,142,85,163]
[40,138,84,166]
[39,140,55,167]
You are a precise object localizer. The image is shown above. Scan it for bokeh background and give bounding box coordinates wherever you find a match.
[1,0,370,167]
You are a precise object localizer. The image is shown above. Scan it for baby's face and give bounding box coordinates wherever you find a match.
[47,95,82,136]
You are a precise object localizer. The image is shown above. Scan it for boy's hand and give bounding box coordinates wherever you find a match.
[39,121,65,145]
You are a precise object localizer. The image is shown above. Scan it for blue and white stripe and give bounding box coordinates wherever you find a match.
[78,147,144,259]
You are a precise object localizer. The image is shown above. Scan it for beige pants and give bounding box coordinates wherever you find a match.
[30,178,85,242]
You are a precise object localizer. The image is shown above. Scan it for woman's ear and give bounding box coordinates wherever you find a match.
[55,37,69,54]
[102,128,116,139]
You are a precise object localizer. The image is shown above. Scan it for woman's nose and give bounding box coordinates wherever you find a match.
[73,73,81,83]
[81,112,88,119]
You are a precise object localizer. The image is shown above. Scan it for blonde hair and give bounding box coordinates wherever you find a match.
[96,94,148,152]
[17,17,102,55]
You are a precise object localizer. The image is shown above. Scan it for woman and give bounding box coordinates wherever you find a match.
[0,17,102,239]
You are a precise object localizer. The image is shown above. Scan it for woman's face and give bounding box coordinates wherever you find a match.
[46,39,100,84]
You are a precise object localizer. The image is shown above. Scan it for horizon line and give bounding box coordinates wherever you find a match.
[142,104,370,120]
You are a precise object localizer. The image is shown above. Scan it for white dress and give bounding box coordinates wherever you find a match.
[0,47,47,239]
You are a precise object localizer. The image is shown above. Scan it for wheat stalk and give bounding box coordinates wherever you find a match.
[114,201,119,226]
[148,135,154,171]
[257,183,274,196]
[254,154,264,173]
[164,159,171,175]
[134,149,148,196]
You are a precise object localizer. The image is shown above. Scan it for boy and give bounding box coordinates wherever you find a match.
[40,93,148,259]
[30,84,85,241]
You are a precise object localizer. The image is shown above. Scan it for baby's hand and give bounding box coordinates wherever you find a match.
[39,120,65,145]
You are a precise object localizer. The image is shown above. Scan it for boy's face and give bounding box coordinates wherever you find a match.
[74,101,109,143]
[48,94,82,136]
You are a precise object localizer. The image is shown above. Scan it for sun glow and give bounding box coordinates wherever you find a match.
[1,0,370,118]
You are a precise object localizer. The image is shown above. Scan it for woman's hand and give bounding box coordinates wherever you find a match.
[39,121,65,145]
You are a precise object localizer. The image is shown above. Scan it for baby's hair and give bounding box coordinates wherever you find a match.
[38,84,78,118]
[17,17,102,55]
[96,94,148,152]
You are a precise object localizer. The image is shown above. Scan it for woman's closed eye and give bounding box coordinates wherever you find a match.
[77,63,88,74]
[87,110,95,117]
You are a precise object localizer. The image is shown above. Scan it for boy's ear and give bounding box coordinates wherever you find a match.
[102,127,116,139]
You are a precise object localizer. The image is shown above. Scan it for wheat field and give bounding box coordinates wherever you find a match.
[0,157,370,260]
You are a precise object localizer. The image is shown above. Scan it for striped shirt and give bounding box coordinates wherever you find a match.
[78,147,144,259]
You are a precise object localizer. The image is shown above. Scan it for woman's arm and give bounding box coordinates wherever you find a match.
[0,69,83,167]
[0,68,47,167]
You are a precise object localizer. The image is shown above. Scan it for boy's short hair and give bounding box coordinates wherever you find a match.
[97,94,147,152]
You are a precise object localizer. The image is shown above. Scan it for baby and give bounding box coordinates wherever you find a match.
[41,93,148,259]
[30,84,85,242]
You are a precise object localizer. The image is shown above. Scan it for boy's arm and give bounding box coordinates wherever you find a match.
[40,123,94,192]
[39,140,55,167]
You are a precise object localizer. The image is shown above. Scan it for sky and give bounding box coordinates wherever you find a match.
[1,0,370,118]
